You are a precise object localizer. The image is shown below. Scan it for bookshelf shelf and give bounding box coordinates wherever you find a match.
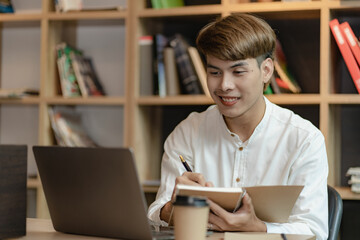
[2,0,360,220]
[46,11,128,20]
[0,97,41,104]
[45,97,126,105]
[138,5,222,17]
[228,2,323,13]
[137,95,213,105]
[0,13,42,22]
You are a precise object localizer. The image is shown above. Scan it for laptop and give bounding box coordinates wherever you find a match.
[33,146,174,240]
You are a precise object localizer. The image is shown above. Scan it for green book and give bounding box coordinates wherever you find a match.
[151,0,162,8]
[161,0,184,8]
[263,85,273,95]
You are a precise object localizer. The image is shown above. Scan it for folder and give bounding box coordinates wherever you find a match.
[329,19,360,94]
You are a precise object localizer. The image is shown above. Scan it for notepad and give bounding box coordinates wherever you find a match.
[176,184,304,223]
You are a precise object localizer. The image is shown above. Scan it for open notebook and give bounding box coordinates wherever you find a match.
[176,184,304,223]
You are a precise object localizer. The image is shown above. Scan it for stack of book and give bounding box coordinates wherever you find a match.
[56,43,105,98]
[139,33,210,97]
[330,19,360,94]
[0,88,38,99]
[48,106,98,147]
[271,39,302,94]
[347,167,360,193]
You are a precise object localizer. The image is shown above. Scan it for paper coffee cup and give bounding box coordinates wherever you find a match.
[173,195,209,240]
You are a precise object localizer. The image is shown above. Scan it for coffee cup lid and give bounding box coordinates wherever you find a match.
[173,195,208,207]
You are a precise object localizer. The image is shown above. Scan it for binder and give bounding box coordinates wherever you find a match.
[340,21,360,66]
[330,19,360,94]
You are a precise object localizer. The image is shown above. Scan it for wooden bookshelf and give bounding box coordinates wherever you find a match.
[1,0,360,219]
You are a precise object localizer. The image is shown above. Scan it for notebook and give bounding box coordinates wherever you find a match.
[33,146,173,240]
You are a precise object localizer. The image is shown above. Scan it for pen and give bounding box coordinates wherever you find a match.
[179,155,192,172]
[281,233,288,240]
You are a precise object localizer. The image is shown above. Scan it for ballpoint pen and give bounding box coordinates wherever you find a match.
[281,233,288,240]
[179,155,192,172]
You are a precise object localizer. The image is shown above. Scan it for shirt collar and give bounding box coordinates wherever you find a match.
[214,96,273,144]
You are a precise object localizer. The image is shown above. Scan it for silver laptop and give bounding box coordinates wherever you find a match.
[33,146,173,240]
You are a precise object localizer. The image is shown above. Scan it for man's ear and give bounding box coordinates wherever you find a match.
[261,58,274,84]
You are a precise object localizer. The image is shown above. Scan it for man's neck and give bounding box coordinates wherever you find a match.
[224,97,266,142]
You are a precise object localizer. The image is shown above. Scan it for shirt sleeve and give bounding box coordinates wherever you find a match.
[266,132,329,240]
[147,118,195,226]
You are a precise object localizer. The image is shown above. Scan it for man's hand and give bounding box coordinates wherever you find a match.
[208,193,267,232]
[160,172,213,224]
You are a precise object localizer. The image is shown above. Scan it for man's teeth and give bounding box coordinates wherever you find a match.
[221,97,237,102]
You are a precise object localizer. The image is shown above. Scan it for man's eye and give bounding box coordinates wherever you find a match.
[234,70,245,75]
[209,71,221,76]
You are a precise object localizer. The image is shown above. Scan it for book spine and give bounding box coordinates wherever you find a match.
[169,34,202,95]
[161,0,184,8]
[139,36,154,96]
[187,46,211,97]
[155,34,168,97]
[340,21,360,66]
[151,0,162,9]
[330,19,360,94]
[164,47,181,96]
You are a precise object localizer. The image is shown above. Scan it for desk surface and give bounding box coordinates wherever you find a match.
[12,218,224,240]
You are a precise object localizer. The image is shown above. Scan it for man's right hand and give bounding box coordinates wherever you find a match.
[160,172,213,224]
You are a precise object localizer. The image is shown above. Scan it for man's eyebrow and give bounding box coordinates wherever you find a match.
[206,64,220,69]
[230,61,248,68]
[206,61,249,69]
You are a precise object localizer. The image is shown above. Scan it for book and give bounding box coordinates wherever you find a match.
[269,75,281,94]
[70,53,105,97]
[224,232,315,240]
[0,88,39,98]
[151,0,162,9]
[176,184,245,212]
[330,19,360,94]
[0,0,14,13]
[164,47,181,96]
[56,43,82,98]
[151,0,184,9]
[188,46,211,97]
[48,107,98,147]
[274,60,299,93]
[161,0,184,8]
[275,39,301,93]
[263,85,273,95]
[139,36,154,96]
[168,34,203,95]
[176,184,304,223]
[340,21,360,66]
[54,0,82,12]
[154,34,168,97]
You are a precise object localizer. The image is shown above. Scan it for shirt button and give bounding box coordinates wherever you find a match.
[236,177,240,182]
[239,147,243,151]
[231,134,235,137]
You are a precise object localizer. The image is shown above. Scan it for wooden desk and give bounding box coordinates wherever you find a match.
[12,218,225,240]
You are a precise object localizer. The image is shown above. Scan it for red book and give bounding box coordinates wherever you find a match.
[330,19,360,93]
[340,21,360,66]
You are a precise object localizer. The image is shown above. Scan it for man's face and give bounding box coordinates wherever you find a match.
[206,55,272,120]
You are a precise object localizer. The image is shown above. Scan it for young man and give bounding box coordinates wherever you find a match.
[148,13,328,240]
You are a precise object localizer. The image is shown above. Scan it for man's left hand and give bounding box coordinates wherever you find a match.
[208,193,267,232]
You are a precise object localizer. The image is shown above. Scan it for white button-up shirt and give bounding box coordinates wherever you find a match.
[148,97,328,240]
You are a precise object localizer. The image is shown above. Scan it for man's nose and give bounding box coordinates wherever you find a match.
[219,74,235,91]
